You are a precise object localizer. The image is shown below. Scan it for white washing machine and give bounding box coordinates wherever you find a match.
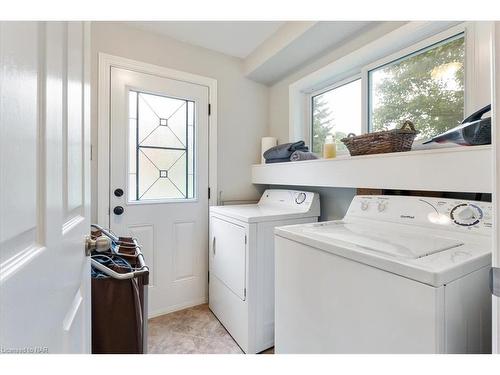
[209,189,320,353]
[274,195,492,354]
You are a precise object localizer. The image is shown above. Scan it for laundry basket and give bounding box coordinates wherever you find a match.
[90,225,149,354]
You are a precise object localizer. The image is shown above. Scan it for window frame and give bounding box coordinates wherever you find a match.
[361,25,467,136]
[302,22,492,151]
[309,74,362,155]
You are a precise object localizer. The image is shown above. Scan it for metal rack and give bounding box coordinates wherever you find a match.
[90,224,149,353]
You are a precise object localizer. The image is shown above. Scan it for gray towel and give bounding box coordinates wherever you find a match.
[290,150,318,161]
[265,157,291,164]
[263,141,309,161]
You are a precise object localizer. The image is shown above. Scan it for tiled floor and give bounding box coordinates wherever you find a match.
[148,304,274,354]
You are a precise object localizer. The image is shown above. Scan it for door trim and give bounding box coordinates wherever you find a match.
[97,53,218,226]
[492,21,500,354]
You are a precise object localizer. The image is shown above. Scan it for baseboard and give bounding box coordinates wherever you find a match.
[148,297,208,319]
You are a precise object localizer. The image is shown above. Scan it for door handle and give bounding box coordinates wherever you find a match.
[113,206,124,215]
[212,237,216,255]
[85,235,111,256]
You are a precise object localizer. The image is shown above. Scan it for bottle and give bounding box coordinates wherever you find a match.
[323,135,337,159]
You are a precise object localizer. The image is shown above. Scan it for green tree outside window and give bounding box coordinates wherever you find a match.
[370,35,465,140]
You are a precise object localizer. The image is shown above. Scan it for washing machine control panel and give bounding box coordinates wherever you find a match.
[295,192,307,204]
[450,203,483,227]
[348,195,492,234]
[259,189,321,216]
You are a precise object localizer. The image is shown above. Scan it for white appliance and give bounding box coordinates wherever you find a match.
[275,195,492,354]
[209,189,320,353]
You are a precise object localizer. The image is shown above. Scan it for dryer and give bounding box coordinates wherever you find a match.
[209,189,320,353]
[274,195,492,354]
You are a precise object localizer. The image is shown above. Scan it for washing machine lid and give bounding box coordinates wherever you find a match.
[210,189,320,223]
[275,220,491,286]
[210,204,317,223]
[299,222,463,259]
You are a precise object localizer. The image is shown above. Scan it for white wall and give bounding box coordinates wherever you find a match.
[267,22,406,219]
[90,22,269,221]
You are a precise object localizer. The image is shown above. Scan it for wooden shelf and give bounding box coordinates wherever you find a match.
[252,146,492,193]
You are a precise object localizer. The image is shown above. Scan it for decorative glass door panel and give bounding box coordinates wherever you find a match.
[128,90,195,201]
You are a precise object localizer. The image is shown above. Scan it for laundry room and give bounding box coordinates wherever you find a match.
[2,1,500,373]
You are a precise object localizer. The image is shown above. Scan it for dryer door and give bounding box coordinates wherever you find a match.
[210,216,247,301]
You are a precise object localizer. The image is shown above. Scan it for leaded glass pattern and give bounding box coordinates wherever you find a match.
[128,91,195,201]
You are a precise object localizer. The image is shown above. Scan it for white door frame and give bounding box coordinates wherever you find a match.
[97,53,218,226]
[492,21,500,354]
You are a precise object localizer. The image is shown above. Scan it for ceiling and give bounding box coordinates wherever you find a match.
[125,21,397,84]
[244,21,380,83]
[127,21,285,59]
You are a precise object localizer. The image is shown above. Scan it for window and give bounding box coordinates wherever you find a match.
[303,24,483,153]
[311,78,361,154]
[369,34,465,140]
[128,90,195,201]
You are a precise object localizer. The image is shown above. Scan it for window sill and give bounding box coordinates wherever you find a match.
[252,145,491,193]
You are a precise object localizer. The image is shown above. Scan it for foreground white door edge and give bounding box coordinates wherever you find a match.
[0,22,91,353]
[109,67,210,317]
[492,21,500,354]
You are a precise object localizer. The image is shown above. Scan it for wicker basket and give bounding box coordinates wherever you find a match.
[341,120,418,156]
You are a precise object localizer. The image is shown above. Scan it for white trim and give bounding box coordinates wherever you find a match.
[491,21,500,355]
[310,73,361,98]
[97,53,218,227]
[464,21,494,115]
[289,21,463,142]
[362,25,465,75]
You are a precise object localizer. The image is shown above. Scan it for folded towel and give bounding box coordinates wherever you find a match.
[263,141,309,161]
[290,150,318,161]
[265,157,291,164]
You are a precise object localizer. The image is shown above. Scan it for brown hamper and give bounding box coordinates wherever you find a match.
[341,120,418,156]
[90,226,149,354]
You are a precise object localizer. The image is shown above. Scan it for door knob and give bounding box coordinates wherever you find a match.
[113,206,124,215]
[114,188,124,197]
[85,235,111,256]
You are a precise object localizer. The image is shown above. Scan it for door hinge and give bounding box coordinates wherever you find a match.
[490,267,500,297]
[208,104,211,116]
[244,234,247,245]
[244,288,247,299]
[90,144,93,161]
[208,271,210,284]
[208,187,211,199]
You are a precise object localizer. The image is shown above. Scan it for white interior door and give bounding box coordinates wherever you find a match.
[110,67,209,317]
[0,22,91,353]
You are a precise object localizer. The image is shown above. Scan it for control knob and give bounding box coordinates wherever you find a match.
[295,192,307,204]
[377,201,387,212]
[450,204,482,227]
